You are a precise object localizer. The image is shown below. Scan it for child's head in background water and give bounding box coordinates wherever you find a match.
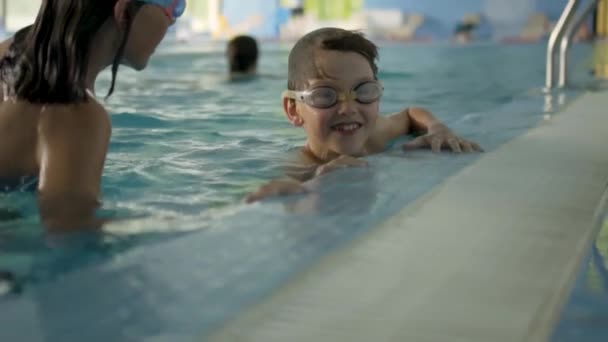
[227,35,259,79]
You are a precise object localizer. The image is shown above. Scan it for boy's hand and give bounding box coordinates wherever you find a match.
[402,123,483,153]
[315,155,368,177]
[245,179,308,203]
[245,156,367,203]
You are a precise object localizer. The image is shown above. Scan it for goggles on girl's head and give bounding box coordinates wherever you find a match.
[138,0,186,22]
[283,81,384,109]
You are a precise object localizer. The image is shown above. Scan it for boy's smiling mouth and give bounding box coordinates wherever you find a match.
[330,122,363,134]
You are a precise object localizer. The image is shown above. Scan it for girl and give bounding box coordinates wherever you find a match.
[0,0,186,230]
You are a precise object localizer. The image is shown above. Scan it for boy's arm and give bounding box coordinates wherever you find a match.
[372,107,441,142]
[245,178,307,203]
[371,107,482,153]
[245,155,367,203]
[245,150,313,203]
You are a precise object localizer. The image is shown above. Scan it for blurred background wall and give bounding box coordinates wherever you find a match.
[0,0,595,43]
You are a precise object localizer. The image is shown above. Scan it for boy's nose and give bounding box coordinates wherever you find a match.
[336,97,357,115]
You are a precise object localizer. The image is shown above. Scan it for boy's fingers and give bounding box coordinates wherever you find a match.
[430,138,442,153]
[447,138,462,153]
[280,184,307,195]
[244,193,261,203]
[471,142,484,152]
[244,185,272,203]
[245,181,307,203]
[334,156,368,167]
[351,159,368,167]
[461,140,474,153]
[346,160,368,168]
[402,136,426,150]
[245,188,272,203]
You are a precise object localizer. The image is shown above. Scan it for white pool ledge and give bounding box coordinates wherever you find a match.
[210,91,608,342]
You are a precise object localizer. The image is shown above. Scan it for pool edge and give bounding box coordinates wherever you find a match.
[208,90,608,342]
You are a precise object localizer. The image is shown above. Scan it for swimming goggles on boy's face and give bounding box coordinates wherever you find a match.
[138,0,186,23]
[283,81,384,109]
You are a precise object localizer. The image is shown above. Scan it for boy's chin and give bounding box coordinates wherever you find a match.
[331,143,366,157]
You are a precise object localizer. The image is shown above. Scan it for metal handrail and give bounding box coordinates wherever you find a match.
[546,0,581,90]
[559,0,599,87]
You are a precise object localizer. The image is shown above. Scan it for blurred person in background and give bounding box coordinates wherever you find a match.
[226,35,259,80]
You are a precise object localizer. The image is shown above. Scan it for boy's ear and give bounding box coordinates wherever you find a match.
[114,0,130,29]
[283,96,304,127]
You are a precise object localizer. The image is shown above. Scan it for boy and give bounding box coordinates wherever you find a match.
[246,28,481,203]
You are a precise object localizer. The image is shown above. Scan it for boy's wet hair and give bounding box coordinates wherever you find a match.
[227,35,259,73]
[287,28,378,91]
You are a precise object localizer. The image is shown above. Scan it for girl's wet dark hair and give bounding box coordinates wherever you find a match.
[0,0,144,104]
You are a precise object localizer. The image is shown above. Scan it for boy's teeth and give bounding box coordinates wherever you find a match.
[332,123,361,132]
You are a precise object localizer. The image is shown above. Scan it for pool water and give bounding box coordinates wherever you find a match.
[0,40,602,340]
